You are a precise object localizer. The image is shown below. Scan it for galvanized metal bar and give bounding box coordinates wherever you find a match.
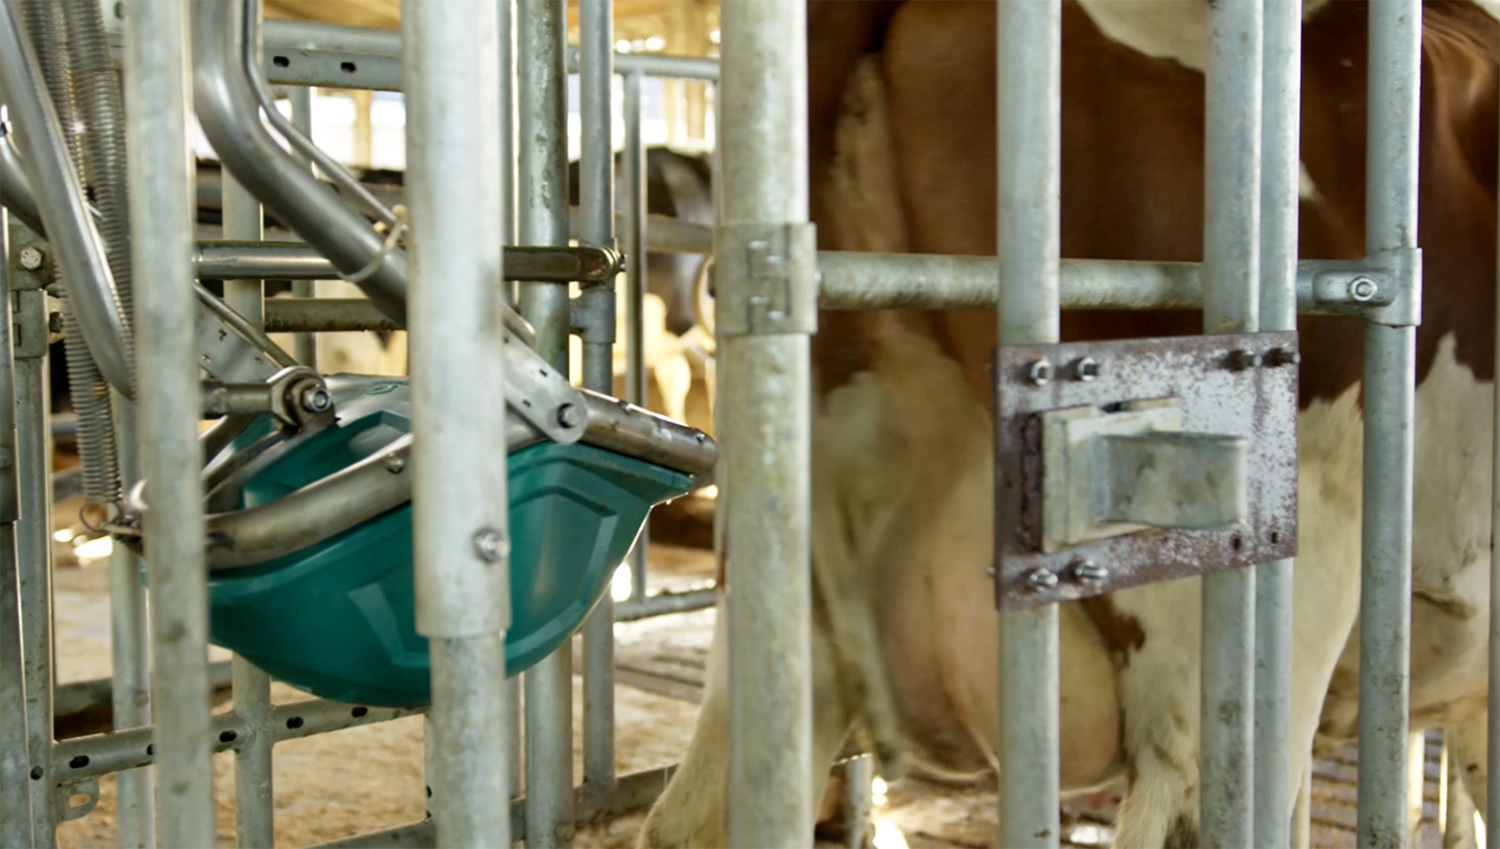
[718,0,815,844]
[1199,1,1263,845]
[288,83,317,369]
[577,0,617,801]
[623,70,649,606]
[614,589,717,622]
[564,46,718,82]
[1255,0,1300,844]
[843,755,874,849]
[15,283,56,847]
[1488,12,1500,846]
[499,0,523,803]
[123,0,218,842]
[994,1,1062,847]
[1359,2,1421,846]
[0,209,31,849]
[109,397,154,849]
[519,0,575,844]
[400,1,512,845]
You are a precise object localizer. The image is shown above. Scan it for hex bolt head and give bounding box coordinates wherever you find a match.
[48,312,63,334]
[1026,359,1053,386]
[1024,568,1059,592]
[18,246,43,271]
[556,403,585,428]
[1349,276,1379,302]
[382,453,405,474]
[1228,349,1262,371]
[1070,558,1108,583]
[299,385,332,413]
[1269,347,1302,367]
[1072,357,1101,381]
[472,528,510,563]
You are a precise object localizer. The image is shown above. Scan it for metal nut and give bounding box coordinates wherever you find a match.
[382,453,405,474]
[1026,359,1053,386]
[18,247,43,271]
[299,385,332,413]
[1349,276,1379,302]
[1070,558,1108,583]
[472,528,510,563]
[1024,568,1059,592]
[1228,349,1262,371]
[556,403,585,428]
[1071,357,1101,381]
[1269,347,1302,367]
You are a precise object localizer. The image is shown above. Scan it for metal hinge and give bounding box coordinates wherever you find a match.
[1299,247,1422,327]
[714,221,818,337]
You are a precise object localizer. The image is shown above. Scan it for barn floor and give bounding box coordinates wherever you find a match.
[42,493,1460,849]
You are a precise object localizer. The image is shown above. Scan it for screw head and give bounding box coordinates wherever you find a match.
[1070,558,1108,583]
[1349,277,1379,302]
[556,403,585,428]
[18,247,43,271]
[1024,568,1059,592]
[382,453,405,474]
[1072,357,1101,381]
[1269,347,1302,367]
[473,528,509,563]
[48,312,62,334]
[1026,359,1053,386]
[1228,349,1262,371]
[299,385,332,413]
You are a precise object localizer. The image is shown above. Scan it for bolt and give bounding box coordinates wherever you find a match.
[1349,276,1379,302]
[1070,558,1108,583]
[299,385,332,413]
[48,312,62,334]
[1269,347,1302,367]
[1072,357,1101,381]
[1024,568,1059,592]
[1228,349,1262,371]
[18,246,43,270]
[383,453,405,474]
[556,403,585,428]
[0,448,14,471]
[473,528,510,563]
[1026,359,1053,386]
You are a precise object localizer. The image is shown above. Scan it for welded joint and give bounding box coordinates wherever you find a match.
[714,221,818,338]
[570,283,616,345]
[1299,247,1421,327]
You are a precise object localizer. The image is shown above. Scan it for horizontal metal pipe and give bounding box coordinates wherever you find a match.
[261,297,537,349]
[0,129,45,235]
[576,388,718,479]
[52,697,422,781]
[614,588,716,621]
[261,18,401,55]
[195,241,622,284]
[564,45,718,81]
[200,381,272,418]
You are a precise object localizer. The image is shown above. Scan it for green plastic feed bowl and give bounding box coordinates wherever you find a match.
[203,375,693,708]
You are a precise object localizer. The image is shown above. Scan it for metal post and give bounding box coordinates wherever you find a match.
[288,84,317,369]
[1489,12,1500,843]
[1200,1,1263,845]
[109,398,154,849]
[0,209,31,849]
[1359,2,1421,846]
[498,0,523,803]
[518,0,574,843]
[622,70,649,606]
[1255,0,1300,844]
[843,755,874,849]
[994,1,1061,847]
[122,0,218,844]
[400,1,511,846]
[578,0,617,800]
[719,0,816,844]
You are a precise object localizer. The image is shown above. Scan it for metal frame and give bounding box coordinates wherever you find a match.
[0,1,1437,847]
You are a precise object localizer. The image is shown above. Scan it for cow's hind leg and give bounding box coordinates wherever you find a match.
[1446,710,1490,829]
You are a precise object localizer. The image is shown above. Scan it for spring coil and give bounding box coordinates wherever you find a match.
[17,0,84,190]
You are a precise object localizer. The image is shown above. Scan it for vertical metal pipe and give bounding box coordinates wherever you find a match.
[578,0,616,800]
[122,0,217,844]
[1255,0,1299,845]
[1489,10,1500,842]
[288,84,317,369]
[519,0,574,843]
[1359,2,1421,846]
[498,0,523,803]
[843,755,874,849]
[109,397,154,849]
[0,209,31,849]
[16,286,55,849]
[1200,2,1263,845]
[622,70,649,606]
[719,0,815,844]
[994,2,1061,847]
[401,1,511,846]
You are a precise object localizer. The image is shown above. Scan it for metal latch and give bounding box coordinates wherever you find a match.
[714,221,818,337]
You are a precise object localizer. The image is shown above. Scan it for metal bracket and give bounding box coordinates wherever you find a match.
[1299,247,1421,327]
[12,289,47,361]
[714,221,818,337]
[195,301,283,384]
[994,332,1299,610]
[571,283,616,346]
[54,776,99,823]
[500,330,588,445]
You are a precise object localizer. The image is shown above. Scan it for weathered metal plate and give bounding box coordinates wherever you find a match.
[993,331,1299,610]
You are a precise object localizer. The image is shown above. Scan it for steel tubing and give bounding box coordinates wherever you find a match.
[1254,0,1301,845]
[287,84,318,369]
[718,0,816,844]
[994,2,1063,847]
[1199,1,1263,845]
[193,241,619,285]
[109,397,154,848]
[122,0,216,843]
[623,70,649,605]
[1492,33,1500,846]
[1358,2,1422,846]
[401,1,512,844]
[0,130,45,235]
[0,0,134,398]
[0,210,29,849]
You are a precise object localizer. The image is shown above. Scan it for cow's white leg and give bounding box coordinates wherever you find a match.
[1447,712,1490,827]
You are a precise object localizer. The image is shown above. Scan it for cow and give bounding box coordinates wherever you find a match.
[634,1,1500,847]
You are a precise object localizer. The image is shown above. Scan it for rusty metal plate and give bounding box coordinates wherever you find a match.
[993,331,1299,610]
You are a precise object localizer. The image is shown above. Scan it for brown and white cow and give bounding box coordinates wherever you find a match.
[635,1,1500,846]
